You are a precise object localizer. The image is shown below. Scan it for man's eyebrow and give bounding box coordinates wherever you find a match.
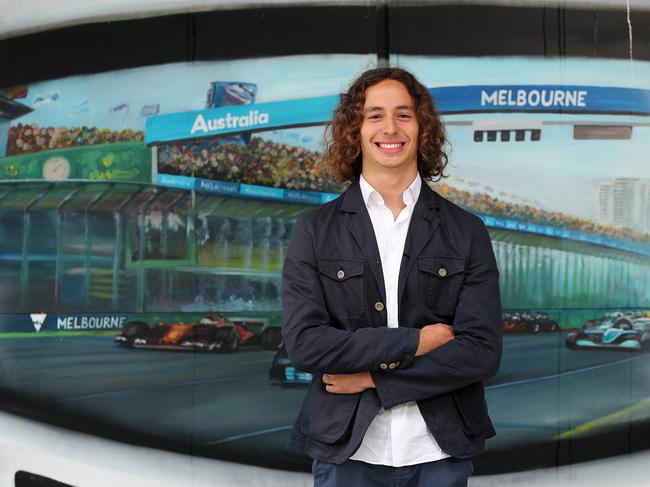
[364,104,415,113]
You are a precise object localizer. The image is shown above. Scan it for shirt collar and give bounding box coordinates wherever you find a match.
[359,172,422,208]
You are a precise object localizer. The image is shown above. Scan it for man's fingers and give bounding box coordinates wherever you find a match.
[417,323,456,356]
[422,323,453,334]
[424,325,450,332]
[423,323,454,335]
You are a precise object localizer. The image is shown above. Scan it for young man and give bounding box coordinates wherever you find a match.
[282,68,502,486]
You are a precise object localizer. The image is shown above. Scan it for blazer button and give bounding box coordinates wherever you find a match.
[336,270,345,280]
[379,363,388,370]
[388,362,396,369]
[374,302,385,311]
[438,267,447,277]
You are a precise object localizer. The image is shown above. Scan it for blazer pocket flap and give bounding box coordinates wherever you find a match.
[302,382,362,443]
[418,255,466,279]
[318,258,364,281]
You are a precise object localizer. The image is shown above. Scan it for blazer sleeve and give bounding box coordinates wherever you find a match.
[282,213,420,374]
[371,218,503,409]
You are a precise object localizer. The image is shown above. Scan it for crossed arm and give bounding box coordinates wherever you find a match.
[322,324,455,394]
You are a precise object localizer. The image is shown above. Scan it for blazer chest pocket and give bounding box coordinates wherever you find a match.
[318,258,365,320]
[418,255,466,315]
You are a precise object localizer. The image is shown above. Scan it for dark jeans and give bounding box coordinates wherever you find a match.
[312,457,474,487]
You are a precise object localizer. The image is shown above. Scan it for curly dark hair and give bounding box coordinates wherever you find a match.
[323,67,449,182]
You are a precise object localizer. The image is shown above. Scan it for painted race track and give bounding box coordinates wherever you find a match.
[1,331,649,474]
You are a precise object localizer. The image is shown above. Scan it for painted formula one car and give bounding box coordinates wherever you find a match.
[502,311,559,333]
[115,314,282,353]
[269,344,313,386]
[566,315,650,352]
[581,311,650,330]
[229,317,283,350]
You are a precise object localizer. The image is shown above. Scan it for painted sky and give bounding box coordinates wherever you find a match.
[14,55,375,130]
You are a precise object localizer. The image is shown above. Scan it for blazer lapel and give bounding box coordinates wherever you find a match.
[341,180,386,304]
[397,183,441,302]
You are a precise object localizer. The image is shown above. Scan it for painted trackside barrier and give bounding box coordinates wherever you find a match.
[0,313,130,333]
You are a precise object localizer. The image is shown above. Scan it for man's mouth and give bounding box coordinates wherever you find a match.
[374,142,405,153]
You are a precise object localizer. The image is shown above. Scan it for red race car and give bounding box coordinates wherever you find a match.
[115,314,250,353]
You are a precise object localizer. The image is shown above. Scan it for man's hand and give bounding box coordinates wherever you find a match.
[415,323,455,356]
[323,371,375,394]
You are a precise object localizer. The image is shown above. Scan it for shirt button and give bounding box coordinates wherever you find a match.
[380,363,388,370]
[438,267,447,277]
[374,302,385,311]
[388,362,396,369]
[336,270,345,280]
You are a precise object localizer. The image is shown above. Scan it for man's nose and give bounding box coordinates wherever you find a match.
[382,117,398,134]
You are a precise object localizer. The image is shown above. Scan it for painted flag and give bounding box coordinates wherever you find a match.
[110,102,129,115]
[140,104,160,117]
[70,100,90,115]
[32,92,60,106]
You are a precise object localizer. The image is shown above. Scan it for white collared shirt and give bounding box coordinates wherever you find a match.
[349,173,449,467]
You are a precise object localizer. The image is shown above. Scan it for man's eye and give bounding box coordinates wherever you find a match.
[368,114,382,120]
[398,114,412,120]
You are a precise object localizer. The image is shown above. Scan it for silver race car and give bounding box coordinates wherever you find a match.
[566,315,650,352]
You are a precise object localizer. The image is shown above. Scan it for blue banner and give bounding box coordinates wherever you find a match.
[195,178,240,195]
[431,85,650,115]
[0,313,130,333]
[156,174,195,190]
[285,189,323,205]
[145,95,338,145]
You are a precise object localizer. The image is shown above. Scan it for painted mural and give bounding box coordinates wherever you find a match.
[1,29,650,482]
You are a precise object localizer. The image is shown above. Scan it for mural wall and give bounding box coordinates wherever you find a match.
[1,1,650,481]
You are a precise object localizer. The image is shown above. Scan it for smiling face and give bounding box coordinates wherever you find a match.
[360,79,419,177]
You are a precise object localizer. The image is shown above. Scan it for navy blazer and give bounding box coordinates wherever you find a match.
[282,178,502,464]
